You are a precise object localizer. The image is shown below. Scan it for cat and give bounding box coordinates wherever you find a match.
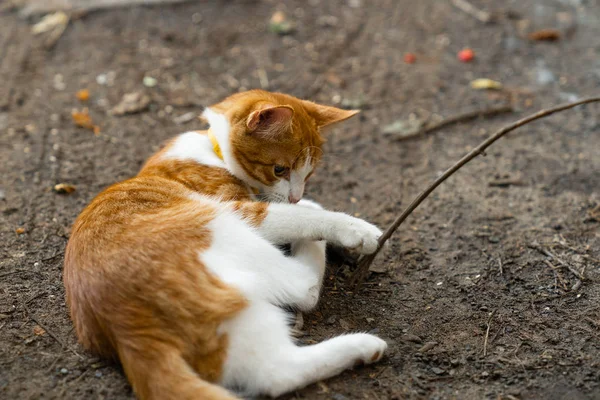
[64,90,387,400]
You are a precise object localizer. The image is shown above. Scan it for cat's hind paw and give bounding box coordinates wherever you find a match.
[348,334,388,365]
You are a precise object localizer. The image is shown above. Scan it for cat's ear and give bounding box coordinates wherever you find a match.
[302,101,360,129]
[246,105,294,136]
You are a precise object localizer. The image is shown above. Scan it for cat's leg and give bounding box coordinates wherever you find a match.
[229,200,382,254]
[287,240,326,312]
[220,301,387,398]
[286,199,328,312]
[201,210,324,311]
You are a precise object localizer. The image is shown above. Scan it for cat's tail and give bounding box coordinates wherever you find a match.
[117,341,239,400]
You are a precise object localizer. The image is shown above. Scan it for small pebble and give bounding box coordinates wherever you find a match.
[143,76,158,88]
[431,367,445,375]
[95,371,103,378]
[60,368,68,375]
[332,394,349,400]
[339,319,351,330]
[96,74,108,85]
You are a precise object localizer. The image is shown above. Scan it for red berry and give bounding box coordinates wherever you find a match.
[404,53,416,64]
[458,48,474,62]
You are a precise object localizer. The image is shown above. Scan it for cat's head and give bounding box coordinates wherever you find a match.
[202,90,358,203]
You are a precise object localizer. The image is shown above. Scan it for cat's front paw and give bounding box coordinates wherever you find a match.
[332,214,382,254]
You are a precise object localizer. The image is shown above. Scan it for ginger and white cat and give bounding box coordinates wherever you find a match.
[64,90,387,400]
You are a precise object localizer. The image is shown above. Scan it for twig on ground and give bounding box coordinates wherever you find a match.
[585,317,600,328]
[348,97,600,287]
[483,310,497,357]
[42,251,64,262]
[543,260,568,291]
[0,270,26,279]
[20,300,66,349]
[450,0,492,23]
[386,105,513,141]
[531,244,586,281]
[19,299,84,360]
[546,249,585,281]
[373,365,391,379]
[46,356,62,374]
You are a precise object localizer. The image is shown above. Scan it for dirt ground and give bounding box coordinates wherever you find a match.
[1,0,599,399]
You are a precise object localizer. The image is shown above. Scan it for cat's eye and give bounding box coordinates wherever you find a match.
[274,165,288,177]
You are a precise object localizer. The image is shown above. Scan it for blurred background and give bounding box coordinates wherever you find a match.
[1,0,599,399]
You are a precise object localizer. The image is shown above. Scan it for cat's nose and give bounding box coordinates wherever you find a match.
[288,195,301,204]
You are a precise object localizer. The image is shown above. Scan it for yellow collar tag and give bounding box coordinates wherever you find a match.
[207,129,223,161]
[207,129,259,195]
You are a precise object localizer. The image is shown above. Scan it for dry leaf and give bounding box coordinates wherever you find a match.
[382,119,424,137]
[31,12,69,35]
[110,92,151,116]
[15,227,26,234]
[470,78,503,90]
[53,183,76,194]
[528,29,561,41]
[316,381,330,394]
[76,89,90,102]
[418,341,439,353]
[72,108,100,134]
[33,325,46,336]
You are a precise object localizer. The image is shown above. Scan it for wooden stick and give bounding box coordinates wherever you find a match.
[451,0,492,23]
[20,300,67,350]
[348,97,600,287]
[20,299,84,360]
[483,310,497,357]
[388,105,514,141]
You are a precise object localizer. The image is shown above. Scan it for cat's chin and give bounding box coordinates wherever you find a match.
[257,192,289,204]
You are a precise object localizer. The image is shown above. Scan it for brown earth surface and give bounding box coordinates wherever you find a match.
[1,0,599,399]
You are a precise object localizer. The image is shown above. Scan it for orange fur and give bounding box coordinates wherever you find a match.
[63,90,358,400]
[230,201,269,226]
[209,90,358,186]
